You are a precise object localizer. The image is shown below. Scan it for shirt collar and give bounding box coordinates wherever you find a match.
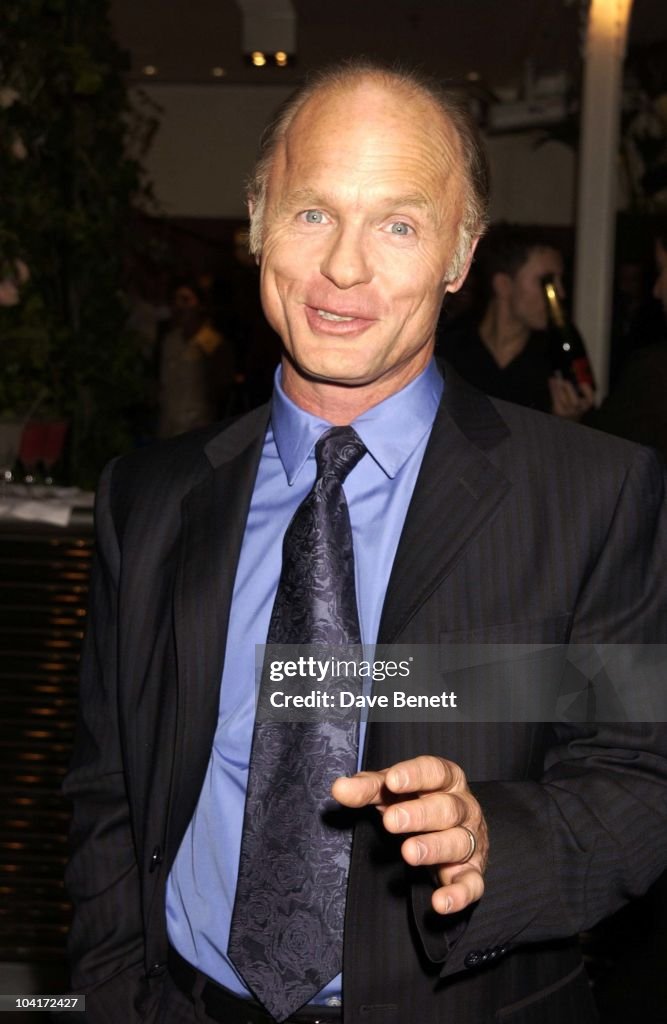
[271,359,444,484]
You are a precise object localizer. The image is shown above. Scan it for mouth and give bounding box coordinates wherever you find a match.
[316,309,356,322]
[305,304,376,336]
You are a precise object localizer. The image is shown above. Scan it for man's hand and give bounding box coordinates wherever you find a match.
[548,375,595,421]
[332,755,488,915]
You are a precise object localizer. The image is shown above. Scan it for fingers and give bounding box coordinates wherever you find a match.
[549,376,576,416]
[332,756,488,915]
[400,821,475,865]
[383,791,468,835]
[418,820,489,915]
[384,754,464,795]
[331,771,386,807]
[401,824,487,915]
[332,755,461,808]
[578,382,596,413]
[549,376,596,420]
[432,867,486,914]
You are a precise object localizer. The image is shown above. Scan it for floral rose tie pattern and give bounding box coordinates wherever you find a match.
[229,426,367,1022]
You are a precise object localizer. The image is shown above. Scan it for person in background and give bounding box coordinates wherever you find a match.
[438,222,595,419]
[157,278,234,438]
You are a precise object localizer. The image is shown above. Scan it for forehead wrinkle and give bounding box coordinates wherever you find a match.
[267,81,467,242]
[277,185,437,218]
[284,85,461,177]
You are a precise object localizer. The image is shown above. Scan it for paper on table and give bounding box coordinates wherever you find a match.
[0,486,94,527]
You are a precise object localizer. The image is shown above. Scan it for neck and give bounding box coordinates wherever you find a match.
[280,353,431,424]
[479,301,530,369]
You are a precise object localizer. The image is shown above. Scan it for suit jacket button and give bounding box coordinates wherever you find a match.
[149,846,163,873]
[464,951,482,968]
[147,962,165,977]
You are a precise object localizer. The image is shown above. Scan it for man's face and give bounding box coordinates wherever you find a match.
[505,247,564,333]
[653,240,667,316]
[256,81,471,407]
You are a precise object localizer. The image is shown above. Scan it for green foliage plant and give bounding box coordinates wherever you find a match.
[0,0,159,486]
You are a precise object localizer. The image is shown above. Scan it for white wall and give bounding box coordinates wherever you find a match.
[136,83,577,224]
[135,84,293,218]
[486,134,576,225]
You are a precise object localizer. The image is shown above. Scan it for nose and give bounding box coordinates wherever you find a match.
[320,225,372,289]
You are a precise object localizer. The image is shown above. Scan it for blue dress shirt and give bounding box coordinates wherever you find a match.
[166,359,444,1003]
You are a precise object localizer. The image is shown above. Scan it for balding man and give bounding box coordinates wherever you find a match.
[65,61,667,1024]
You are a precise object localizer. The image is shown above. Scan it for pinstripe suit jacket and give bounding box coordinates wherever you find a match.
[64,367,667,1024]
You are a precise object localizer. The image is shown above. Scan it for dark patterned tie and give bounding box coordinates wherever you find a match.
[228,426,367,1022]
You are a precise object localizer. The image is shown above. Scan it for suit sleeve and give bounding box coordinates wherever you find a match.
[63,460,158,1021]
[416,445,667,977]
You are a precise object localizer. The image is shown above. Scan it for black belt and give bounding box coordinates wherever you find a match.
[167,946,342,1024]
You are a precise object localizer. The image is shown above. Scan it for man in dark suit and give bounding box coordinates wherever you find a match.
[64,60,667,1024]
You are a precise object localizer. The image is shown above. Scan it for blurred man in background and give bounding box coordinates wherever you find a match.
[439,223,595,418]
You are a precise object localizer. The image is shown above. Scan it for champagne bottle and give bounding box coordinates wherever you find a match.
[541,274,596,392]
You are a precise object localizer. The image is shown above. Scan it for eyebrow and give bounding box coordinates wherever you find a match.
[277,187,436,217]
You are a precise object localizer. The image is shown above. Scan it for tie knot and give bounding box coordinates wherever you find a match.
[315,426,366,483]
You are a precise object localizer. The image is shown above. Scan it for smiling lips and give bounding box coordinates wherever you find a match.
[318,309,354,322]
[305,304,376,336]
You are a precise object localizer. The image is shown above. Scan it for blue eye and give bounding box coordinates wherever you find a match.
[303,210,325,223]
[389,222,412,235]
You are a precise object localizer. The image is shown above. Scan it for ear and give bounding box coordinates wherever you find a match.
[444,235,480,294]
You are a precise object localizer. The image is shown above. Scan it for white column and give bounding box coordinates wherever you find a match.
[573,0,633,397]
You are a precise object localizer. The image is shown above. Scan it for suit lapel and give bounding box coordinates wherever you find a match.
[168,405,270,851]
[378,370,512,643]
[347,375,514,1004]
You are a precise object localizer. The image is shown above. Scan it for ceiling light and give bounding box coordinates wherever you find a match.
[251,51,267,67]
[211,66,226,78]
[238,1,296,65]
[142,65,158,77]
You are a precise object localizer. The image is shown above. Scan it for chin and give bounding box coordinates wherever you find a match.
[294,361,376,388]
[286,345,375,385]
